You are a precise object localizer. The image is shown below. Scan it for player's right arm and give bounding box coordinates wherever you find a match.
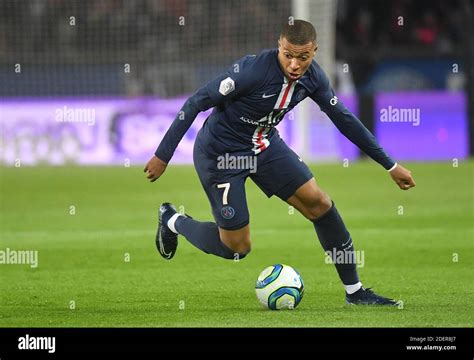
[145,55,259,182]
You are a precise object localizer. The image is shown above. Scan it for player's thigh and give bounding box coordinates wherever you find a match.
[250,137,313,201]
[193,142,250,231]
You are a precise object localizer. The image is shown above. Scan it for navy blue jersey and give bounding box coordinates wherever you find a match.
[155,48,395,170]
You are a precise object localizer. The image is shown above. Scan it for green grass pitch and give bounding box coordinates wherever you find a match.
[1,160,473,327]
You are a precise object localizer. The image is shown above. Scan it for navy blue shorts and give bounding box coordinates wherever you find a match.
[193,134,313,230]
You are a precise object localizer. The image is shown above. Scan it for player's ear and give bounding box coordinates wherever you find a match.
[313,43,318,56]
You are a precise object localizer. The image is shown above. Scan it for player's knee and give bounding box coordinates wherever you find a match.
[304,191,332,220]
[220,232,252,258]
[235,245,251,260]
[228,236,252,256]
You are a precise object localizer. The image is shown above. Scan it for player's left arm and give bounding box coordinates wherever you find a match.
[310,68,415,190]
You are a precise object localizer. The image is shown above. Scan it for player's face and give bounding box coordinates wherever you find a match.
[277,37,317,81]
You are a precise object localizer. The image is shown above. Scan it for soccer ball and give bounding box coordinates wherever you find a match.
[255,264,304,310]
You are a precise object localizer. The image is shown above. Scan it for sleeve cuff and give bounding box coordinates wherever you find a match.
[387,162,398,172]
[154,149,170,164]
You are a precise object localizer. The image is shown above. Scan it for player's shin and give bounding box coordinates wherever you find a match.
[311,201,361,290]
[174,217,247,260]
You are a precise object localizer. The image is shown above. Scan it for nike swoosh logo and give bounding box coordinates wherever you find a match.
[262,93,277,98]
[158,228,173,258]
[341,237,352,247]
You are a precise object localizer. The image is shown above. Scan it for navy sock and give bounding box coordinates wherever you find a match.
[175,217,247,260]
[312,201,359,285]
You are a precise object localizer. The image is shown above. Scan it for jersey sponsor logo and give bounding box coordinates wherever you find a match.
[330,95,339,106]
[240,116,260,126]
[241,78,297,130]
[219,77,235,96]
[240,110,288,128]
[250,78,297,154]
[257,108,287,127]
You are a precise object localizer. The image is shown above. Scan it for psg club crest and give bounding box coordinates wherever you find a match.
[221,206,235,219]
[295,89,306,101]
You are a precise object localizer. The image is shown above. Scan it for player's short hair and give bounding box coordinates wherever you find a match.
[280,20,317,45]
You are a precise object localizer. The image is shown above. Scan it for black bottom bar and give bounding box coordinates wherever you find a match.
[0,328,472,357]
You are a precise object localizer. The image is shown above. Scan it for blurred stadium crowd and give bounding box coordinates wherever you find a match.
[0,1,288,57]
[0,0,469,96]
[337,0,464,50]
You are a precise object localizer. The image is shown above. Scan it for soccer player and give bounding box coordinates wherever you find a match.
[144,20,416,305]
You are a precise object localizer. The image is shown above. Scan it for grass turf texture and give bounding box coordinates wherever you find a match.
[1,161,473,327]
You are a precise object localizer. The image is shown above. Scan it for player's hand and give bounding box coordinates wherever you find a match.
[389,163,416,190]
[144,156,167,182]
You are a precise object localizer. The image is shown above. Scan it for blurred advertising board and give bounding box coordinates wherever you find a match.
[375,92,468,160]
[0,92,467,166]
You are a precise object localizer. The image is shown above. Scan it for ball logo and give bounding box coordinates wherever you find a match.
[221,205,235,219]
